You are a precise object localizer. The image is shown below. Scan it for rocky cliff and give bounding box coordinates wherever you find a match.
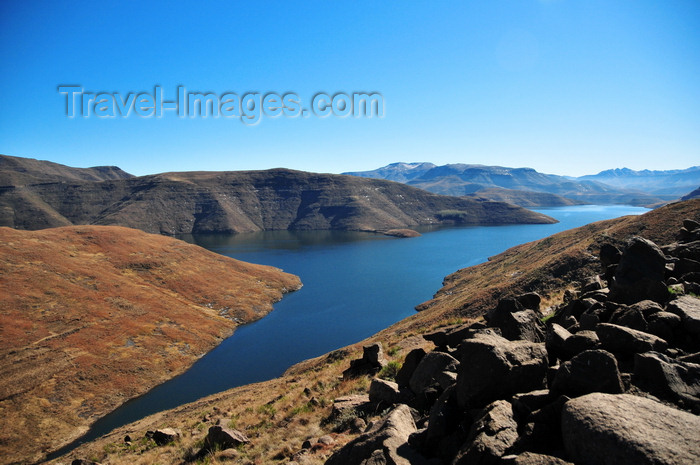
[0,226,300,465]
[51,200,700,465]
[0,156,556,233]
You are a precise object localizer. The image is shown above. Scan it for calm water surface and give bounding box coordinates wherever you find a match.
[49,205,647,459]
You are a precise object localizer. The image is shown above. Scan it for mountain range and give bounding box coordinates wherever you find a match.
[0,155,555,234]
[344,163,700,207]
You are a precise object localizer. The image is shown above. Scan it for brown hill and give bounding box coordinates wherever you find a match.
[0,225,301,465]
[0,154,133,185]
[47,201,700,465]
[0,156,556,233]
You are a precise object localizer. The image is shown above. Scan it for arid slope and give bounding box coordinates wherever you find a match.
[0,155,556,233]
[0,226,301,465]
[48,200,700,465]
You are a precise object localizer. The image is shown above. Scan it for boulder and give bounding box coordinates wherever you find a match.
[595,323,668,354]
[330,395,370,419]
[629,299,663,317]
[517,292,542,311]
[395,348,425,388]
[551,350,624,397]
[451,400,518,465]
[545,324,571,362]
[561,330,600,357]
[683,218,700,232]
[343,343,387,379]
[501,452,573,465]
[666,295,700,334]
[633,351,700,411]
[456,332,548,408]
[561,393,700,465]
[369,378,402,406]
[609,306,648,332]
[204,426,250,451]
[581,275,603,293]
[423,322,486,349]
[408,351,459,395]
[487,299,545,342]
[425,385,460,449]
[325,404,431,465]
[609,236,669,304]
[151,428,181,445]
[646,311,681,342]
[512,389,551,423]
[599,243,621,268]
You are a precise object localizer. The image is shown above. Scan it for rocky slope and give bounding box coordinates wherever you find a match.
[0,156,555,233]
[50,200,700,465]
[0,226,301,465]
[345,162,666,207]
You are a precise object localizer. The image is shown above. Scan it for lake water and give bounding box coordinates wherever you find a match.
[48,205,647,459]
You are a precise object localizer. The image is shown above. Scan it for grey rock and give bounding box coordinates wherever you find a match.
[517,292,542,311]
[596,323,668,354]
[331,395,370,419]
[633,351,700,411]
[395,348,425,388]
[561,393,700,465]
[630,299,663,317]
[343,343,388,379]
[426,385,460,449]
[609,236,669,304]
[451,400,518,465]
[151,428,181,446]
[409,351,459,395]
[646,311,681,341]
[204,426,249,450]
[545,324,571,362]
[456,332,548,408]
[599,243,621,268]
[581,275,603,293]
[609,306,648,332]
[551,350,624,397]
[501,452,573,465]
[369,378,402,405]
[561,330,600,357]
[325,404,431,465]
[666,295,700,334]
[683,218,700,232]
[512,389,551,422]
[488,299,545,342]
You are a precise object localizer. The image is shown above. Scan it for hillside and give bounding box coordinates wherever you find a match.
[0,154,133,185]
[0,226,301,465]
[344,163,666,206]
[0,157,556,233]
[50,200,700,465]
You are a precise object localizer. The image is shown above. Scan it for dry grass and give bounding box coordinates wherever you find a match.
[26,200,700,464]
[0,225,300,465]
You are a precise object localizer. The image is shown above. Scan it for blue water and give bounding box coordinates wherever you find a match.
[48,205,647,459]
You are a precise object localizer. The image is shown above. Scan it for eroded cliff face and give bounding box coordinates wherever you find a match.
[0,158,556,234]
[0,225,301,465]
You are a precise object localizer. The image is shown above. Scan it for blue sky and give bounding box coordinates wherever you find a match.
[1,0,698,177]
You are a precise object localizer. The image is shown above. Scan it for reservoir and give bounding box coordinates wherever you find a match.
[49,204,647,459]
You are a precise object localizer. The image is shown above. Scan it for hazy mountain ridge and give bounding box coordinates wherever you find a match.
[579,166,700,197]
[343,163,677,207]
[0,156,556,234]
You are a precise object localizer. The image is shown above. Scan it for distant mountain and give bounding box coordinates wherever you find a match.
[682,186,700,201]
[578,166,700,198]
[0,153,133,185]
[344,162,436,183]
[344,163,663,207]
[0,156,556,233]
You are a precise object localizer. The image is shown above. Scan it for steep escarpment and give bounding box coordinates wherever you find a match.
[51,201,700,465]
[0,154,133,184]
[0,156,556,233]
[0,226,300,465]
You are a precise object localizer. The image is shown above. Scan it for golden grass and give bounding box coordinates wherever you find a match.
[0,225,300,465]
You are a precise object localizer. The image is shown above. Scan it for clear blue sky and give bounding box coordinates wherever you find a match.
[1,0,698,177]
